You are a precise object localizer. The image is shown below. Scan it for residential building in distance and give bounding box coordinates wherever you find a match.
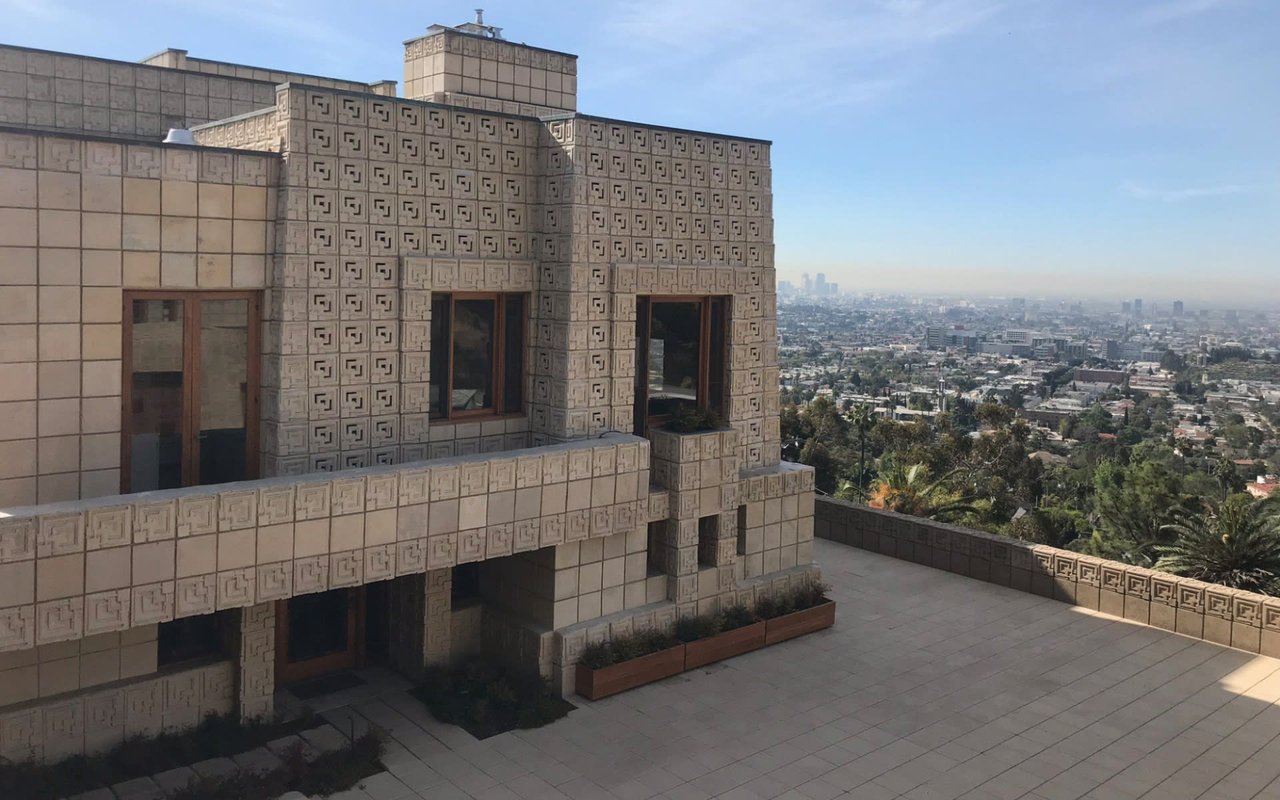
[0,14,816,763]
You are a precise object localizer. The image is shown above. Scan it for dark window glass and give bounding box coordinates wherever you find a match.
[698,515,718,567]
[287,590,351,662]
[129,299,185,491]
[452,562,482,605]
[429,295,450,419]
[647,301,702,418]
[198,299,249,485]
[428,294,526,421]
[452,298,495,412]
[158,614,221,667]
[502,295,524,414]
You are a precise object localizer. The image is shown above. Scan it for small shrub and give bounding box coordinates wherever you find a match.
[674,614,723,643]
[794,581,832,610]
[412,658,572,739]
[720,604,757,630]
[579,641,616,669]
[665,406,724,433]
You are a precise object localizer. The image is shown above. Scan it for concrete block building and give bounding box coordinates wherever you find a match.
[0,14,817,763]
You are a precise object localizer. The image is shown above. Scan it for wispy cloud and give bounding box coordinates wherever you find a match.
[1139,0,1239,25]
[182,0,362,52]
[596,0,1007,110]
[0,0,82,24]
[1119,181,1255,202]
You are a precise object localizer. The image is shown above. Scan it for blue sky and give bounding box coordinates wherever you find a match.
[6,0,1278,306]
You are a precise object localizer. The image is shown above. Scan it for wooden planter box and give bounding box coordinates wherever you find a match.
[684,621,767,670]
[764,600,836,645]
[575,645,686,700]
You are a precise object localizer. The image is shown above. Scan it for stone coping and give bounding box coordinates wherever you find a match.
[814,497,1280,658]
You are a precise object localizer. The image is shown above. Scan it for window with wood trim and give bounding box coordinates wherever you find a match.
[634,296,728,433]
[122,291,260,492]
[429,293,526,420]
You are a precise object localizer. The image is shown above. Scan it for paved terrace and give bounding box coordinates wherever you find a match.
[316,539,1280,800]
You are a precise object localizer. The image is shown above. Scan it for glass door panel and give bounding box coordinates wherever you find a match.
[128,299,185,491]
[198,298,250,484]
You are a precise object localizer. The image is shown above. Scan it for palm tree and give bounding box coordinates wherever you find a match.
[1154,494,1280,594]
[867,458,976,521]
[851,403,875,499]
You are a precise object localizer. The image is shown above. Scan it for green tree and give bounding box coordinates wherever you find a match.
[1155,494,1280,594]
[850,403,875,499]
[1076,458,1193,566]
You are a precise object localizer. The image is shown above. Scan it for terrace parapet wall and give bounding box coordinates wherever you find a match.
[0,436,650,653]
[815,497,1280,658]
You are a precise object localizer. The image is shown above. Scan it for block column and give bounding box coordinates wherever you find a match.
[236,602,275,721]
[424,568,453,666]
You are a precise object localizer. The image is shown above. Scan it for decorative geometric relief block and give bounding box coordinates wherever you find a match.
[399,469,429,505]
[256,562,291,601]
[217,568,256,610]
[124,681,164,728]
[486,524,514,558]
[295,482,332,521]
[396,539,425,575]
[84,588,130,636]
[0,605,35,651]
[218,490,258,531]
[364,544,395,581]
[175,496,215,538]
[330,550,363,588]
[202,663,235,707]
[293,556,329,595]
[36,598,83,644]
[514,519,539,553]
[0,709,41,762]
[84,690,124,733]
[459,463,489,496]
[164,670,202,712]
[366,473,398,510]
[257,487,295,526]
[330,477,366,515]
[37,512,84,557]
[175,574,217,617]
[86,506,131,551]
[0,518,35,563]
[426,534,457,569]
[131,581,175,625]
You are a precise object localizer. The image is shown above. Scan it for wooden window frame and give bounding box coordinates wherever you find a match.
[430,291,526,422]
[634,295,728,435]
[120,290,261,493]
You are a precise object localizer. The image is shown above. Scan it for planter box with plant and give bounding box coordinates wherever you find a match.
[681,604,767,670]
[663,406,726,434]
[757,582,836,645]
[575,631,685,700]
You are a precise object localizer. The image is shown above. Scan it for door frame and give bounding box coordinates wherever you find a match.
[274,588,366,685]
[120,289,261,492]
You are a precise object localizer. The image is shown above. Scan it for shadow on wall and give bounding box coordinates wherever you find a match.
[815,496,1280,659]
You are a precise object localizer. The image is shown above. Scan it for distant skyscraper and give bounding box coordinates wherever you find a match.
[815,273,827,295]
[1173,300,1184,317]
[802,273,812,294]
[1121,301,1132,313]
[828,282,839,296]
[1133,298,1143,316]
[925,326,944,350]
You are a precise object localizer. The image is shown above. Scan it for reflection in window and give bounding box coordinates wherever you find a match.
[634,297,728,431]
[429,293,525,420]
[647,301,702,418]
[129,299,185,491]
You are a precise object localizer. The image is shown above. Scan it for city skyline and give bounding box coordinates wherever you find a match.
[4,0,1277,301]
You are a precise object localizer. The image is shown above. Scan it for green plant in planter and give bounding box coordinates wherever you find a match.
[755,582,832,619]
[665,405,724,433]
[720,604,758,630]
[674,613,723,643]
